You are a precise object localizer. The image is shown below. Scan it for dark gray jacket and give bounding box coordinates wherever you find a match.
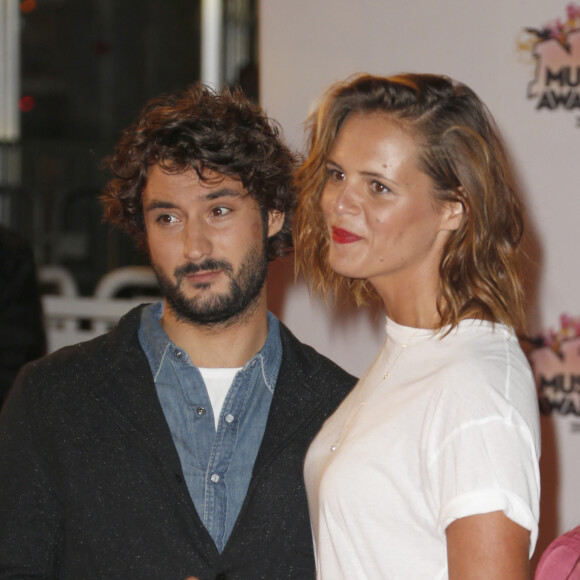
[0,306,356,579]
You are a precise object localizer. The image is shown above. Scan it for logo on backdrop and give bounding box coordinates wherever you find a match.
[526,314,580,418]
[519,3,580,124]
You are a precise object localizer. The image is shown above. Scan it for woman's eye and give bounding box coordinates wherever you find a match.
[370,181,388,194]
[327,168,345,182]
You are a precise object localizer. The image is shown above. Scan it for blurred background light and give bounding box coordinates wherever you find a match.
[19,95,35,112]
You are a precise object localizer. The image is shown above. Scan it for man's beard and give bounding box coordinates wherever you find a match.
[152,244,269,328]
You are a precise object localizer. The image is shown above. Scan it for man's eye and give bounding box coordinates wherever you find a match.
[211,206,231,217]
[157,214,177,224]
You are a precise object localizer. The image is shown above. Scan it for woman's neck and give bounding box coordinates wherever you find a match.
[373,274,442,330]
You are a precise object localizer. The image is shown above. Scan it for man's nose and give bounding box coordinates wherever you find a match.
[183,222,212,261]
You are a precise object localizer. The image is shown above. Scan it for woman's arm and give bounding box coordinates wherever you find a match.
[446,510,530,579]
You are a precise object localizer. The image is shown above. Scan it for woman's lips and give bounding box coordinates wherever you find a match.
[331,227,362,244]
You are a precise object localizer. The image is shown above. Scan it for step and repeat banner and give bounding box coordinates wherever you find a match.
[260,0,580,564]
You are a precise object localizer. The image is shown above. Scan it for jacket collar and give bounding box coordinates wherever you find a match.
[251,322,355,476]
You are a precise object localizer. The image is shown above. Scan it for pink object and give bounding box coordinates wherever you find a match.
[535,526,580,579]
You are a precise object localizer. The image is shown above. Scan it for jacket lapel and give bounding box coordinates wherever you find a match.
[251,323,338,478]
[88,308,200,519]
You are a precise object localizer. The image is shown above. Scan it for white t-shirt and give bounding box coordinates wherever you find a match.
[198,366,241,429]
[304,318,541,580]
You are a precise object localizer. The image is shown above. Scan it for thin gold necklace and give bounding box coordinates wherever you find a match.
[329,330,418,453]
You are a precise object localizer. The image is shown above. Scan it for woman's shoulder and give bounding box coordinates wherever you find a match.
[422,320,536,413]
[435,319,527,373]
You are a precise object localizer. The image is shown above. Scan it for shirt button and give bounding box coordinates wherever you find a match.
[196,407,207,416]
[174,349,183,359]
[225,413,234,423]
[210,473,220,483]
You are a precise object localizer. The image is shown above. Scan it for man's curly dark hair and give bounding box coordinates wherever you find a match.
[101,84,298,261]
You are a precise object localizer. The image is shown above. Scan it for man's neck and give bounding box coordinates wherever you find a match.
[159,294,270,368]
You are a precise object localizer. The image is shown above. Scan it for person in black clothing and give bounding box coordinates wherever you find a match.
[0,225,46,407]
[0,85,355,579]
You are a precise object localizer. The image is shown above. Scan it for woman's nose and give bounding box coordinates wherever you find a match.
[322,184,359,216]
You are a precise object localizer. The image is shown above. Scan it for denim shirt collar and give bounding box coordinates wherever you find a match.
[138,301,282,393]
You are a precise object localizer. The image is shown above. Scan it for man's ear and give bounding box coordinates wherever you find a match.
[267,210,285,237]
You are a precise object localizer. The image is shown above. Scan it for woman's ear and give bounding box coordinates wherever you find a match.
[442,200,465,232]
[441,187,466,232]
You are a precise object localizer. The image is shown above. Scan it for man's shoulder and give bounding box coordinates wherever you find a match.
[277,321,357,389]
[15,305,146,394]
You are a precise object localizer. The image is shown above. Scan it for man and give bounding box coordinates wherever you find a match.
[0,86,356,579]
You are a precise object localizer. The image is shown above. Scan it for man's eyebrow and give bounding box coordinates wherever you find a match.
[201,187,245,201]
[143,200,177,212]
[143,188,245,212]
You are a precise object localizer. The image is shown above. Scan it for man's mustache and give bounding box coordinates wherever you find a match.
[174,259,234,283]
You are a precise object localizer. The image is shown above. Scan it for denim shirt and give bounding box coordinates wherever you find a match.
[138,302,282,553]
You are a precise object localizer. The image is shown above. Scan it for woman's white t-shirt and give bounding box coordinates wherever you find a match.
[304,318,541,580]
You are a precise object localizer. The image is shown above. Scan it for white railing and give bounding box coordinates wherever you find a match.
[39,266,160,353]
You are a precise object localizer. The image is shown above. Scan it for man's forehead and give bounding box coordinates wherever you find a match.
[146,163,248,196]
[198,167,241,186]
[142,164,262,214]
[151,162,241,184]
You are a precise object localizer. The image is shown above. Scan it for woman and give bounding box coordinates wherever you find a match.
[534,526,580,579]
[294,73,540,579]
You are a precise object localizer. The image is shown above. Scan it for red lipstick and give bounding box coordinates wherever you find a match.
[331,227,362,244]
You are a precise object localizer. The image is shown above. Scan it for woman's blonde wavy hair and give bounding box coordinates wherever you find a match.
[293,73,526,332]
